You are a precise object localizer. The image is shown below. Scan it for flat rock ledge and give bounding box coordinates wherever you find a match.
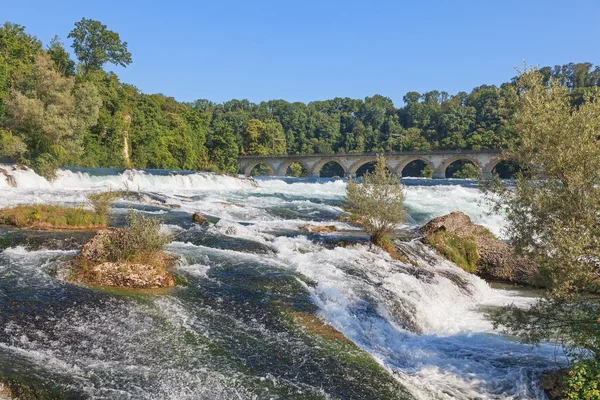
[421,211,540,286]
[70,229,175,289]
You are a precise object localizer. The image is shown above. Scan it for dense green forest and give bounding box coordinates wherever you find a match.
[1,19,600,177]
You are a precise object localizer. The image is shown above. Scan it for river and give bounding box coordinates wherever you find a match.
[0,168,559,399]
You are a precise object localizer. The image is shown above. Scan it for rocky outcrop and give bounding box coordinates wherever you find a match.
[192,212,209,225]
[300,224,337,233]
[539,369,566,400]
[71,229,175,289]
[422,211,540,285]
[0,168,16,187]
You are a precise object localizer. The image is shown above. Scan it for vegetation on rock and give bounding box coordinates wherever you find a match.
[0,204,106,229]
[71,210,174,288]
[422,211,539,283]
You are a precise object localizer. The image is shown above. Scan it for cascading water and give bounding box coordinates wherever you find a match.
[0,166,559,399]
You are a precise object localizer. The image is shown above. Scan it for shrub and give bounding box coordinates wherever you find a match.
[103,209,171,265]
[420,165,433,178]
[87,190,119,216]
[452,163,481,179]
[343,154,407,246]
[566,359,600,399]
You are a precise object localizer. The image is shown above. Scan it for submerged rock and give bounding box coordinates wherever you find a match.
[70,229,175,289]
[421,211,540,286]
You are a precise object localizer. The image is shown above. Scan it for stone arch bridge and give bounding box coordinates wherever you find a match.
[238,150,503,179]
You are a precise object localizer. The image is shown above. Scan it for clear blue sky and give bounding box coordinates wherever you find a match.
[5,0,599,105]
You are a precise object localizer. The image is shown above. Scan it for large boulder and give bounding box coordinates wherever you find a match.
[421,211,540,286]
[71,229,175,289]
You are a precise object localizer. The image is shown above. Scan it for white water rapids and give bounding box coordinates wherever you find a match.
[0,166,560,399]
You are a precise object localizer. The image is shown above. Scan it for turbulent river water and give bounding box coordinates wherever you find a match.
[0,167,560,399]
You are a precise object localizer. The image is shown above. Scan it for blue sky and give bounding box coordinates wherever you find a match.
[4,0,599,105]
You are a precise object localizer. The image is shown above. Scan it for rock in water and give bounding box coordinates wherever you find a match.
[421,211,540,286]
[192,212,209,225]
[299,224,337,233]
[70,229,175,289]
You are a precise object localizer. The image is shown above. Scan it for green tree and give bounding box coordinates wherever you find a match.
[452,163,481,179]
[0,22,42,117]
[68,18,132,72]
[488,67,600,399]
[343,154,407,246]
[2,53,101,177]
[46,36,75,76]
[207,121,238,172]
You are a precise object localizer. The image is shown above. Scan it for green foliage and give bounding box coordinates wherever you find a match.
[489,68,600,295]
[2,53,101,177]
[0,204,105,228]
[451,162,481,179]
[566,359,600,399]
[420,164,433,178]
[207,120,238,172]
[4,20,600,186]
[250,163,274,176]
[287,162,307,177]
[46,36,75,76]
[87,190,119,216]
[343,154,407,244]
[487,67,600,399]
[68,18,132,72]
[424,230,479,273]
[0,129,26,160]
[103,210,171,264]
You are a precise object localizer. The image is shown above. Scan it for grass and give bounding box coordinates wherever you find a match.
[424,230,479,273]
[87,190,120,216]
[0,204,106,229]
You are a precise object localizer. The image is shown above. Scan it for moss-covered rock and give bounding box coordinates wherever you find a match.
[422,211,540,285]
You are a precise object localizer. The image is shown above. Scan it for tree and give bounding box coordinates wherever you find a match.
[2,53,101,177]
[207,121,238,172]
[488,67,600,399]
[0,22,42,116]
[343,154,407,246]
[46,36,75,76]
[68,18,132,72]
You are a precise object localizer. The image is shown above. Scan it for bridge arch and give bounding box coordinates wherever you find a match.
[482,157,502,176]
[396,157,434,177]
[243,161,277,176]
[434,154,483,179]
[275,159,310,176]
[310,158,348,178]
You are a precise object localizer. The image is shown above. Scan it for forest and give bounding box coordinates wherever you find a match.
[1,18,600,178]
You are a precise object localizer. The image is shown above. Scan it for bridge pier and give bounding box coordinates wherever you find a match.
[482,171,493,180]
[432,171,446,179]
